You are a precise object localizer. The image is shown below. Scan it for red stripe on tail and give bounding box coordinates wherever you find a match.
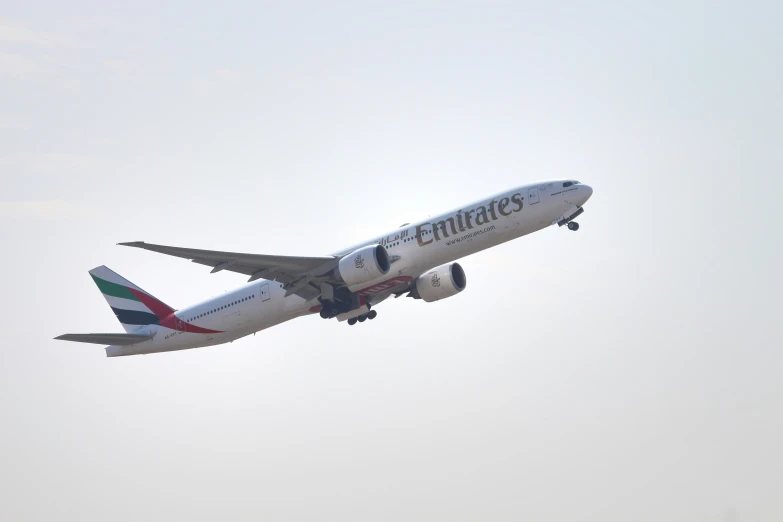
[128,288,176,320]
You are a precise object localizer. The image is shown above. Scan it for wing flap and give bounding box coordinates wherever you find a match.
[55,333,154,346]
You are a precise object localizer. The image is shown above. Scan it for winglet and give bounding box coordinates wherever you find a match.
[118,241,146,247]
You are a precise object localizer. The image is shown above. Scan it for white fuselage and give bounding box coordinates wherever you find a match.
[106,180,592,356]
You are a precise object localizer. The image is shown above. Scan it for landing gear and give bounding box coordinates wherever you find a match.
[320,289,380,324]
[558,206,585,228]
[318,298,353,319]
[347,310,377,325]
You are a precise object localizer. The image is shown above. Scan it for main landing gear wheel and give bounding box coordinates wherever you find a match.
[348,318,357,326]
[368,310,377,320]
[358,315,367,322]
[567,221,580,231]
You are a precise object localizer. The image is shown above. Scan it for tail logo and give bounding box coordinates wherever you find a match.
[89,265,224,335]
[89,266,175,332]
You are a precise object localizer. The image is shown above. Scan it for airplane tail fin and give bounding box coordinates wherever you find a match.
[89,265,175,332]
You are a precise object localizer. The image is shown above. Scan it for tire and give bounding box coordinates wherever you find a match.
[358,315,367,322]
[368,310,377,320]
[348,318,357,326]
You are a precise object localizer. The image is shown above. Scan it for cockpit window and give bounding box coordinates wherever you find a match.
[563,181,573,187]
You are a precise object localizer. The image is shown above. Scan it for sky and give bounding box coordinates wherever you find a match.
[1,2,781,521]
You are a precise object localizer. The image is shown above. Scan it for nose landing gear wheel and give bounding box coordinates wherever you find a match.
[567,221,580,231]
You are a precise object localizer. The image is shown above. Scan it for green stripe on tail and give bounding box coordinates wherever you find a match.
[90,274,140,301]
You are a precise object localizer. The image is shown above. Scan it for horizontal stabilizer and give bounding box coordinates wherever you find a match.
[55,333,154,346]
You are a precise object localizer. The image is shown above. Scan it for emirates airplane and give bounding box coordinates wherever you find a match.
[56,180,593,357]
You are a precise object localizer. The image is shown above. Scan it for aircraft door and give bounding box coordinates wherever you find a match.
[259,282,271,302]
[528,186,540,205]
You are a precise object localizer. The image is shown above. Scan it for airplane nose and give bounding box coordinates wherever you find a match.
[583,184,593,202]
[565,183,593,206]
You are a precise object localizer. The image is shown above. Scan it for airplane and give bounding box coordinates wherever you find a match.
[56,180,593,357]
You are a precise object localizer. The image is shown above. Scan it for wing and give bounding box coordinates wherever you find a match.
[118,241,337,301]
[55,333,154,346]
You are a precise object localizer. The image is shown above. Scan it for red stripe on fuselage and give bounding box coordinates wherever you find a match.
[356,276,413,296]
[159,314,224,334]
[309,277,409,313]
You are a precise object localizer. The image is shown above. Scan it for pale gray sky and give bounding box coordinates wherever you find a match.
[1,2,781,521]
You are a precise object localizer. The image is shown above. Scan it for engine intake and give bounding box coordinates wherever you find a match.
[410,262,466,302]
[335,244,390,289]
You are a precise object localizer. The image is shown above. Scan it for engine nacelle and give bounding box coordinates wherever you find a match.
[410,262,467,302]
[335,244,390,289]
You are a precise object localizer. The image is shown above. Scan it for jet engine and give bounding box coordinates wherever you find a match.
[409,262,466,302]
[334,244,390,289]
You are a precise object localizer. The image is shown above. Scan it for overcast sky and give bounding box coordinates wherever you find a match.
[1,2,781,521]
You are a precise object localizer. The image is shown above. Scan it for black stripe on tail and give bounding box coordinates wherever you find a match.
[111,307,160,326]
